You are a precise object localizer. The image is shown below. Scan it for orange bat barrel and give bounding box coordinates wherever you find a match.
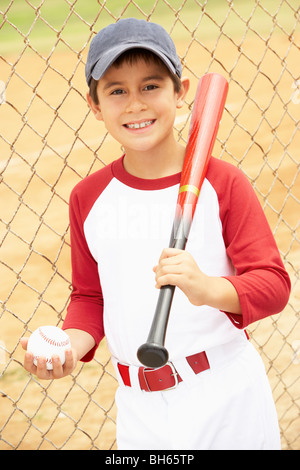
[137,74,229,368]
[175,73,229,240]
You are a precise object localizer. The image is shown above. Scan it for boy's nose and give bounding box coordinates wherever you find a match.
[125,93,147,113]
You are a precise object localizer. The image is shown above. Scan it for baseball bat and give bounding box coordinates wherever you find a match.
[137,73,229,368]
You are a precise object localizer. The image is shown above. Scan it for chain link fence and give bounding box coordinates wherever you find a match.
[0,0,299,450]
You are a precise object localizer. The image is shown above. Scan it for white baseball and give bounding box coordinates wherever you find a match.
[27,326,71,370]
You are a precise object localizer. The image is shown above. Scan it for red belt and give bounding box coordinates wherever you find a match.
[117,351,210,392]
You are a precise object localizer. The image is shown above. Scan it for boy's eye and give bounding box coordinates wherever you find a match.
[144,84,158,91]
[111,89,125,95]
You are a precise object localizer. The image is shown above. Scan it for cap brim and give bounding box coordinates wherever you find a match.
[90,43,178,82]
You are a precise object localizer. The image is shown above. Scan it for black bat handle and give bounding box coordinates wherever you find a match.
[137,284,175,368]
[137,220,188,368]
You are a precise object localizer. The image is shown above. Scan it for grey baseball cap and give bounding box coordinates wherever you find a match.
[85,18,182,86]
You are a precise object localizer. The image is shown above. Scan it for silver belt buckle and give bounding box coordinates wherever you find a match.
[164,362,179,391]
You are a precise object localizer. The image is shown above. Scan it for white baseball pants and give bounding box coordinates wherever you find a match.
[114,339,281,450]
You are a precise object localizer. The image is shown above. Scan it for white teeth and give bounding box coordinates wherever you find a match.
[126,120,154,129]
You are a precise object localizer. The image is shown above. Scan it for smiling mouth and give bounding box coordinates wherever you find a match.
[124,120,155,130]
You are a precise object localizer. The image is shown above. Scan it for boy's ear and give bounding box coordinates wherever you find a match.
[176,77,190,109]
[86,92,103,121]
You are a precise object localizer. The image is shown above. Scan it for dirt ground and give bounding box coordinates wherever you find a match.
[0,30,299,450]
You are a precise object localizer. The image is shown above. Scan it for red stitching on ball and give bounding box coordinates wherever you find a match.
[38,328,70,348]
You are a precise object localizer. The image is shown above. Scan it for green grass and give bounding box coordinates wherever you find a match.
[1,0,298,55]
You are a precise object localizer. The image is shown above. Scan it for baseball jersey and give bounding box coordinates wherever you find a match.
[63,156,290,364]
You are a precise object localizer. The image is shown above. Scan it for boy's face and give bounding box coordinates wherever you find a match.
[88,58,188,157]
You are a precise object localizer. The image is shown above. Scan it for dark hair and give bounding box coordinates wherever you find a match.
[88,48,182,105]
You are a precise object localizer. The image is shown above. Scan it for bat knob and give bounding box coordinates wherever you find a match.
[137,342,169,368]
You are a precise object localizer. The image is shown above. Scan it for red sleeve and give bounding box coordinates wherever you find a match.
[62,165,114,361]
[207,158,291,329]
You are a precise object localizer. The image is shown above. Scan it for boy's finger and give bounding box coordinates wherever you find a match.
[51,355,64,378]
[158,247,183,262]
[52,350,75,378]
[35,357,53,380]
[24,351,35,372]
[63,349,75,372]
[20,337,29,350]
[24,353,52,380]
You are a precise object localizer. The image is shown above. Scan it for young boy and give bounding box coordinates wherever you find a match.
[22,18,291,449]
